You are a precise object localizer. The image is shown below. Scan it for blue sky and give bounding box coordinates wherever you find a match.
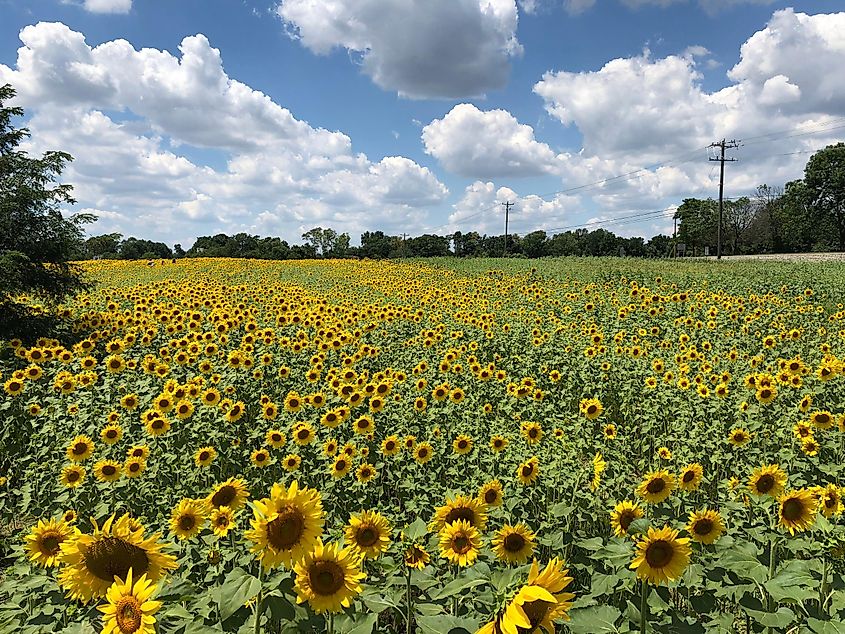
[0,0,842,246]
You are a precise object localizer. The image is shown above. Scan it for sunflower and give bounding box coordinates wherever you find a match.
[810,410,835,430]
[491,523,536,565]
[657,446,672,460]
[818,484,843,518]
[224,401,246,423]
[245,480,325,570]
[513,455,541,485]
[353,416,375,435]
[61,464,86,488]
[174,400,194,420]
[201,388,221,407]
[251,449,272,468]
[262,402,279,421]
[478,480,504,507]
[755,386,777,404]
[210,507,236,538]
[801,436,820,456]
[490,435,508,452]
[331,455,352,479]
[25,518,76,568]
[293,540,365,614]
[381,435,400,456]
[66,435,95,462]
[124,457,147,479]
[58,514,177,602]
[603,424,617,439]
[520,421,543,445]
[413,442,433,465]
[292,423,316,446]
[630,525,691,585]
[610,500,644,538]
[793,421,813,440]
[778,489,817,535]
[127,445,150,460]
[355,463,377,483]
[345,510,391,559]
[404,544,430,569]
[145,416,171,437]
[3,377,25,396]
[748,464,787,498]
[686,509,725,545]
[169,498,207,541]
[93,460,122,483]
[636,471,675,504]
[478,558,575,634]
[264,429,285,449]
[284,392,303,413]
[591,452,606,491]
[194,446,217,467]
[280,454,300,472]
[579,397,603,420]
[207,478,250,511]
[438,519,481,567]
[429,494,488,533]
[678,463,703,492]
[453,434,473,455]
[98,568,161,634]
[728,428,751,447]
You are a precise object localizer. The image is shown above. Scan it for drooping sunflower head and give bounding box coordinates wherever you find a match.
[429,494,488,533]
[478,480,504,507]
[610,500,644,538]
[25,518,77,568]
[630,525,691,585]
[636,471,675,504]
[245,480,325,570]
[778,489,818,535]
[438,519,481,567]
[748,464,787,498]
[818,484,843,518]
[686,509,725,545]
[58,513,177,603]
[345,510,391,559]
[491,523,536,565]
[170,498,208,541]
[403,544,430,569]
[207,478,250,511]
[678,463,704,492]
[293,540,365,614]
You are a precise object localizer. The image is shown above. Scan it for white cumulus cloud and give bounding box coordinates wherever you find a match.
[275,0,522,98]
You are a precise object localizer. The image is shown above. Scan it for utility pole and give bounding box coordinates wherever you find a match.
[502,201,513,256]
[708,139,739,260]
[673,214,677,258]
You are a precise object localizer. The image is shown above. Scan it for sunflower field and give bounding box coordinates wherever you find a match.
[1,256,845,634]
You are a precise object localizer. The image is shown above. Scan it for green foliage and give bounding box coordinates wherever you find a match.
[0,83,91,341]
[805,142,845,251]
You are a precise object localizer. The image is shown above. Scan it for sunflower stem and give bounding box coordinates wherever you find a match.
[766,536,777,634]
[253,564,264,634]
[327,613,334,634]
[405,565,413,634]
[639,580,648,634]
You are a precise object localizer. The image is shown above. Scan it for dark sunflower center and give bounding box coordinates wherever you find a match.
[503,533,526,552]
[522,465,534,478]
[179,515,196,531]
[452,535,471,554]
[494,440,503,447]
[529,429,538,438]
[41,532,62,555]
[152,420,164,429]
[817,414,830,425]
[272,434,281,442]
[107,430,117,439]
[102,465,117,476]
[266,507,305,550]
[360,468,371,478]
[522,599,552,628]
[336,460,347,471]
[645,540,673,568]
[67,470,81,482]
[587,405,597,415]
[357,527,378,547]
[132,449,144,457]
[297,430,309,440]
[418,448,428,458]
[72,442,88,455]
[756,474,775,494]
[216,515,229,528]
[683,471,695,483]
[199,451,210,462]
[693,519,713,535]
[386,442,395,451]
[444,508,475,525]
[458,440,468,449]
[84,536,150,582]
[484,490,498,504]
[116,596,142,633]
[129,462,140,473]
[619,511,635,531]
[782,498,805,522]
[308,561,344,596]
[212,486,236,507]
[646,478,665,494]
[256,453,267,462]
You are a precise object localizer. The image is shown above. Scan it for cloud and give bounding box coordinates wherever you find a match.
[82,0,132,14]
[0,22,448,245]
[274,0,522,98]
[421,104,560,178]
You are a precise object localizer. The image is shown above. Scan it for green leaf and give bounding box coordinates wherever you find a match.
[745,607,796,629]
[717,541,768,584]
[428,576,488,600]
[566,605,622,633]
[415,614,478,634]
[626,518,650,535]
[807,618,845,633]
[216,568,262,622]
[764,560,817,603]
[335,613,378,634]
[405,517,428,541]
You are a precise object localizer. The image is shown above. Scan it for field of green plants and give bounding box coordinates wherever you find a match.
[1,256,844,634]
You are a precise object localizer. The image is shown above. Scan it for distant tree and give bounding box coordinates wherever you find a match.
[118,237,172,260]
[521,230,547,258]
[405,234,450,257]
[676,198,717,255]
[723,197,756,255]
[173,243,185,258]
[0,83,92,340]
[645,234,672,258]
[360,231,394,259]
[83,233,122,259]
[804,142,845,251]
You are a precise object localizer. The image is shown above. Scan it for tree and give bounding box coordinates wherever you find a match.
[0,83,92,340]
[804,143,845,251]
[521,230,547,258]
[723,197,755,255]
[83,233,122,259]
[675,198,717,255]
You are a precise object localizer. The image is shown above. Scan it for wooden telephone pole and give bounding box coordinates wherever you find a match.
[708,139,740,260]
[502,201,513,256]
